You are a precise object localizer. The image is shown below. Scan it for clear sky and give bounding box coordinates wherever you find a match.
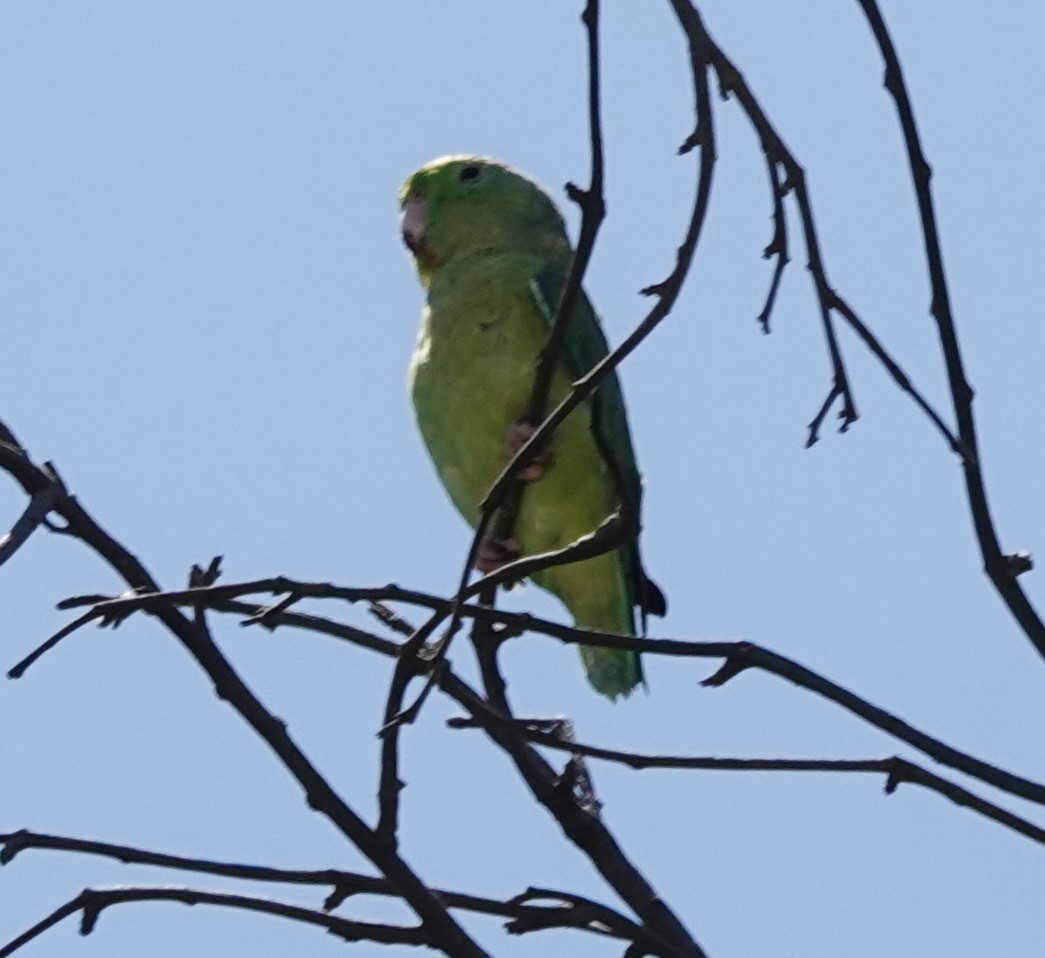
[2,2,1044,956]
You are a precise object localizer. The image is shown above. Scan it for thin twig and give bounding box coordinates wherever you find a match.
[806,383,844,448]
[674,10,964,453]
[854,0,1045,660]
[445,723,1045,846]
[677,2,857,438]
[499,0,607,541]
[756,156,789,334]
[8,609,99,678]
[472,511,631,595]
[830,289,965,456]
[456,5,719,956]
[0,438,489,958]
[368,601,416,638]
[400,0,614,737]
[45,577,1045,811]
[0,830,647,944]
[376,656,414,847]
[0,476,64,570]
[20,517,627,687]
[504,886,669,951]
[0,886,430,958]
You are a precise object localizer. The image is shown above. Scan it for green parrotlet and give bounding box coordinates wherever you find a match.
[399,155,665,699]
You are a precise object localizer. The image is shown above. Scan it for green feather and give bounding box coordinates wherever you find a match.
[400,155,665,699]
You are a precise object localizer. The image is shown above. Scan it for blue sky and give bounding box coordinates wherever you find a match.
[2,2,1044,956]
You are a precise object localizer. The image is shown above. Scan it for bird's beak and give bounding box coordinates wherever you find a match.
[400,192,429,255]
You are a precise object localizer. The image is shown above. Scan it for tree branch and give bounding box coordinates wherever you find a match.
[853,0,1045,661]
[42,577,1045,812]
[672,4,967,455]
[502,0,607,536]
[452,5,720,955]
[445,723,1045,847]
[0,885,430,958]
[756,155,789,334]
[461,0,612,737]
[0,473,64,570]
[0,830,649,946]
[0,429,488,958]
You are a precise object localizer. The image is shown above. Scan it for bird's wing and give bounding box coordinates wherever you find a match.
[531,268,667,626]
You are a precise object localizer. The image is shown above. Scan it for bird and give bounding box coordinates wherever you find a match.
[399,155,665,699]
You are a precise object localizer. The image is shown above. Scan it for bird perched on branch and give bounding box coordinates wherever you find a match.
[399,155,665,699]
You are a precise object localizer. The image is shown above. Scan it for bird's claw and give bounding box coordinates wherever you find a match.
[508,420,552,481]
[477,537,522,574]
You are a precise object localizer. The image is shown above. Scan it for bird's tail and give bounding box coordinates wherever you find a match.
[533,550,648,700]
[579,645,644,700]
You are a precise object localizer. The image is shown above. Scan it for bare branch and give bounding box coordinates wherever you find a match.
[8,608,100,679]
[671,7,966,454]
[0,830,649,945]
[0,474,64,571]
[671,0,857,438]
[451,5,720,955]
[0,433,488,958]
[829,290,966,456]
[368,601,416,638]
[400,0,615,741]
[756,156,790,334]
[0,885,430,958]
[503,0,608,531]
[53,577,1045,812]
[854,0,1045,662]
[445,723,1045,847]
[472,511,631,596]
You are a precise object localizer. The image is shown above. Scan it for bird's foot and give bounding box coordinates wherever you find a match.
[507,420,552,481]
[476,536,521,574]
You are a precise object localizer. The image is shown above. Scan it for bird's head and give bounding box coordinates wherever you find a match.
[399,155,568,285]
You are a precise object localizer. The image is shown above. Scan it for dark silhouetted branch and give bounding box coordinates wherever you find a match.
[0,830,649,946]
[0,429,488,958]
[0,473,64,571]
[756,156,789,334]
[854,0,1045,662]
[445,723,1045,847]
[671,1,857,440]
[0,885,430,958]
[455,6,720,956]
[47,577,1045,812]
[411,0,614,738]
[672,4,967,455]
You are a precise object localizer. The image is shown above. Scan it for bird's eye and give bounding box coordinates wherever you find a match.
[459,164,481,183]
